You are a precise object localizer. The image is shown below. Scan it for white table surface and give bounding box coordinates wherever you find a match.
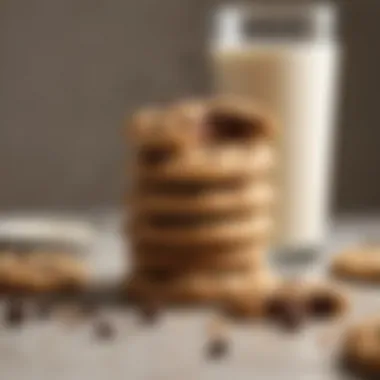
[0,213,379,380]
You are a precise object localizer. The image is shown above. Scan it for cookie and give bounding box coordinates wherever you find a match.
[129,181,275,215]
[331,246,380,282]
[129,95,277,182]
[136,141,276,182]
[132,245,265,272]
[126,270,277,307]
[340,317,380,376]
[127,95,276,148]
[0,251,87,294]
[131,215,273,246]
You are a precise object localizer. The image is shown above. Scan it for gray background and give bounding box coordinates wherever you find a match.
[0,0,377,213]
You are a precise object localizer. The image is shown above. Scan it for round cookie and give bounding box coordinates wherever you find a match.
[132,245,265,273]
[24,251,87,293]
[340,317,380,377]
[0,253,27,293]
[331,246,380,282]
[131,215,274,246]
[126,270,277,309]
[129,182,276,215]
[136,141,276,182]
[0,251,87,294]
[128,95,276,150]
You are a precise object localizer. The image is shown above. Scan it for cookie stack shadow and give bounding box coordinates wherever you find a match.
[125,96,277,305]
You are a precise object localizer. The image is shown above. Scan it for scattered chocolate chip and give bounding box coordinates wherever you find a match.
[4,299,25,327]
[94,319,115,340]
[206,338,229,360]
[279,303,305,331]
[307,293,337,319]
[36,299,52,319]
[267,296,306,331]
[81,299,99,317]
[139,298,162,324]
[267,296,289,319]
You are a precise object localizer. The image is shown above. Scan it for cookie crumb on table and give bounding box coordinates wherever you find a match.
[4,298,25,327]
[206,337,230,360]
[94,319,115,340]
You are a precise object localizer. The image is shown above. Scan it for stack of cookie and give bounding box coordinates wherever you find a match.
[126,96,277,304]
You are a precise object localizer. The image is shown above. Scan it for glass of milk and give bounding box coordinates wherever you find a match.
[210,1,341,259]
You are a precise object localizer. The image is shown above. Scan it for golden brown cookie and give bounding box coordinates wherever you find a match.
[331,246,380,282]
[126,270,276,306]
[340,317,380,377]
[129,181,276,215]
[128,95,277,182]
[0,251,87,294]
[132,244,265,273]
[131,214,273,246]
[135,141,276,182]
[127,95,276,148]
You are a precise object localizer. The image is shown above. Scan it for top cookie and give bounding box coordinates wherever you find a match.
[126,96,277,182]
[127,96,276,147]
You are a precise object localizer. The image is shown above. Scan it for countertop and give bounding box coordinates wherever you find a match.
[0,213,379,380]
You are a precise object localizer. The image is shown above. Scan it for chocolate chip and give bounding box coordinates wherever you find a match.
[4,299,25,327]
[204,112,259,143]
[36,299,52,319]
[206,338,229,360]
[139,299,161,324]
[139,147,173,166]
[267,296,289,319]
[81,299,99,317]
[280,304,305,331]
[307,294,337,318]
[94,320,115,340]
[267,296,306,331]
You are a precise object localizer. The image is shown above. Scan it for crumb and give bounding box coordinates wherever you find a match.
[139,298,162,324]
[206,337,229,360]
[36,299,52,319]
[94,319,115,340]
[4,299,24,327]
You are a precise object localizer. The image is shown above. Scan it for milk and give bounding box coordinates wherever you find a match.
[211,14,340,253]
